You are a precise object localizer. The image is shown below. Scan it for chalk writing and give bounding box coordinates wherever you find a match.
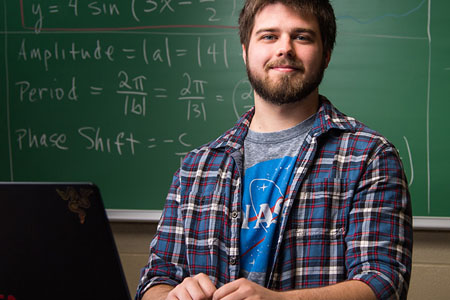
[18,38,115,72]
[21,0,239,32]
[13,68,234,125]
[31,3,43,33]
[117,71,148,117]
[16,128,69,150]
[78,127,141,155]
[88,2,121,16]
[14,127,194,156]
[402,136,414,187]
[17,36,231,71]
[147,132,192,149]
[4,0,247,213]
[15,77,78,102]
[179,72,208,121]
[232,78,253,119]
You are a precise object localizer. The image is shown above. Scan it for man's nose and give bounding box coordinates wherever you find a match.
[276,36,295,58]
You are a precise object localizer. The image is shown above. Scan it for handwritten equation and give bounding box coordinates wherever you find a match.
[18,36,231,71]
[21,0,241,32]
[7,1,252,165]
[13,69,242,121]
[15,126,193,156]
[12,31,248,129]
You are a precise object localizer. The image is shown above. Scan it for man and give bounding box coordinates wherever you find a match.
[137,0,413,299]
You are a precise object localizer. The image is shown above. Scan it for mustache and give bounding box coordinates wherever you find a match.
[264,58,304,72]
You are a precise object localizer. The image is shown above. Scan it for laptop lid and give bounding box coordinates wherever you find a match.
[0,182,131,300]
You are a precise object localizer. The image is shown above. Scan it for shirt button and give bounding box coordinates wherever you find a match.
[230,257,237,265]
[231,211,239,219]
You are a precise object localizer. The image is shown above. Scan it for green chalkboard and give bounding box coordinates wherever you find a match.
[1,0,449,218]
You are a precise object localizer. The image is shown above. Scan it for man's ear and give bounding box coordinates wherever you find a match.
[242,44,247,65]
[324,50,331,68]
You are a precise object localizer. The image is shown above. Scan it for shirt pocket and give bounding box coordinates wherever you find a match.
[180,182,232,255]
[292,177,351,234]
[179,193,227,274]
[289,178,350,264]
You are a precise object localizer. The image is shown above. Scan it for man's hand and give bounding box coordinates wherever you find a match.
[166,273,217,300]
[213,278,286,300]
[143,275,376,300]
[212,278,376,300]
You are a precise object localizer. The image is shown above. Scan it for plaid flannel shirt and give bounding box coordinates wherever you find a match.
[137,97,413,300]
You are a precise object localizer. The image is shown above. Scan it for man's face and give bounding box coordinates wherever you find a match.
[243,3,329,105]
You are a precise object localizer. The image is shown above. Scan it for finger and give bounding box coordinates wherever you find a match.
[184,277,209,300]
[196,273,217,298]
[168,277,198,300]
[213,280,240,300]
[173,288,192,300]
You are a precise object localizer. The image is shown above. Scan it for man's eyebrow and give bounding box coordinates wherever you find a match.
[292,28,317,36]
[254,27,317,36]
[254,28,278,35]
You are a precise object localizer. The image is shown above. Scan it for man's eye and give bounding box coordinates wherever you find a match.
[262,35,276,40]
[296,34,314,42]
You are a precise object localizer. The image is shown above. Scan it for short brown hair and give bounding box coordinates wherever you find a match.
[238,0,336,57]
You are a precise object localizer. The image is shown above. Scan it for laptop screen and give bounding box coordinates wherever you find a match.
[0,182,131,300]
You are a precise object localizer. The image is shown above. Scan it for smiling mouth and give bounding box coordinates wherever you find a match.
[271,65,300,72]
[265,59,304,73]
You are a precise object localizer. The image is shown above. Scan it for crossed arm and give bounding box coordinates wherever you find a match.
[142,273,376,300]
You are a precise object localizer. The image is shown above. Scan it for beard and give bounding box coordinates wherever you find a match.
[246,56,326,106]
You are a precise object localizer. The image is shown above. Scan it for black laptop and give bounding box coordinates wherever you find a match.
[0,182,131,300]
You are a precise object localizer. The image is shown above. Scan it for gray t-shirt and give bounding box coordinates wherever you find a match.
[244,114,315,170]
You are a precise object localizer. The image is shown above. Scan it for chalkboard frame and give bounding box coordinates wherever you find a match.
[105,209,450,230]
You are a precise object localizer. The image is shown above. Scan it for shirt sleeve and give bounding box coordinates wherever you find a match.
[135,169,189,299]
[345,144,413,300]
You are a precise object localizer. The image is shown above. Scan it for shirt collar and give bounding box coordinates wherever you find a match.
[209,96,357,151]
[209,107,254,152]
[310,96,358,137]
